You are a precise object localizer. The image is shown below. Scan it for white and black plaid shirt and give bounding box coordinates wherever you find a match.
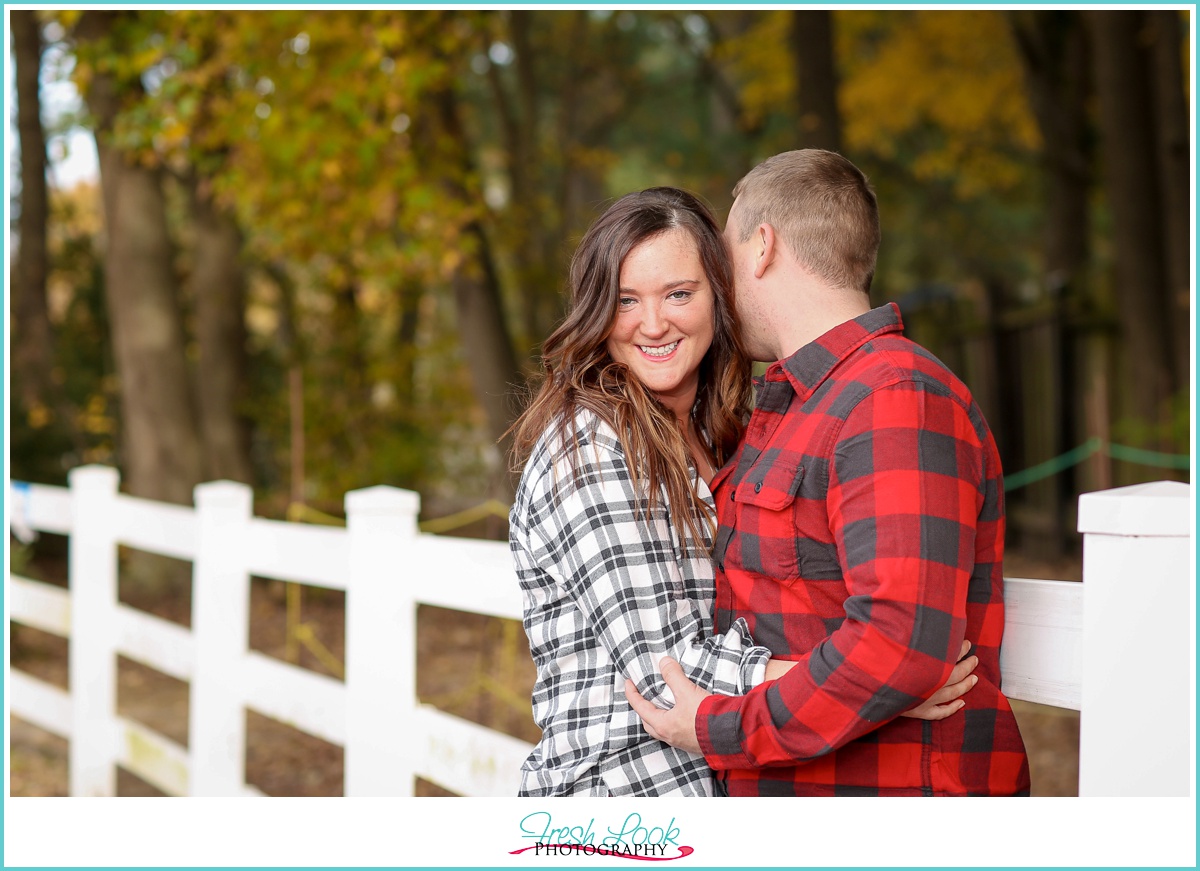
[511,409,770,796]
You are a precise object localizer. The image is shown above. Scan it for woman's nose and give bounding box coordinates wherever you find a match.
[639,302,667,337]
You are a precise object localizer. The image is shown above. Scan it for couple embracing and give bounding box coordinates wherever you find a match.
[508,149,1030,797]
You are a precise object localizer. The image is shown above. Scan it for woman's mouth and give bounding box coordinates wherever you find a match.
[639,341,679,358]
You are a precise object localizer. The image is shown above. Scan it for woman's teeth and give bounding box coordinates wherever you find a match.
[640,341,679,357]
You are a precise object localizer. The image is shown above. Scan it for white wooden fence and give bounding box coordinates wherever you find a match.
[6,466,1193,796]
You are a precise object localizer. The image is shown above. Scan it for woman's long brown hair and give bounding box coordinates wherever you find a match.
[509,187,752,553]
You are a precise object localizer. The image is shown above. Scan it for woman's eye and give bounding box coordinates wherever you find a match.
[668,290,693,302]
[617,297,636,308]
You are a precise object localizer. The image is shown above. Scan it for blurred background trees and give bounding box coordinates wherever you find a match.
[9,9,1192,557]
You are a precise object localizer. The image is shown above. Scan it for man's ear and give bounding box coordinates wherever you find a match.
[753,223,778,279]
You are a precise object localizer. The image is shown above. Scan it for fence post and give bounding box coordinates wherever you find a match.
[344,485,421,796]
[189,480,253,796]
[1077,480,1192,796]
[67,465,121,796]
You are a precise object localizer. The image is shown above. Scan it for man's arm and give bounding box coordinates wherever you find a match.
[626,643,979,753]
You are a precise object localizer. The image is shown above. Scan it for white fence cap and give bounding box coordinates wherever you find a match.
[345,485,421,516]
[67,465,120,490]
[1077,480,1192,537]
[194,480,254,508]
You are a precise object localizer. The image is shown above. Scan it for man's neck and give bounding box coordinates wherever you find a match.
[774,287,871,361]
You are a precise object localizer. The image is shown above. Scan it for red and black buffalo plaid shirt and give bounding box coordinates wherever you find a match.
[697,303,1030,796]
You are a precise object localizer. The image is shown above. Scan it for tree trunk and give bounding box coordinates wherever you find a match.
[392,276,423,410]
[189,179,254,484]
[263,261,306,507]
[1009,11,1091,288]
[553,11,591,314]
[427,73,522,497]
[1009,11,1103,529]
[452,220,522,468]
[699,11,766,180]
[491,11,566,351]
[330,273,372,463]
[1085,10,1175,439]
[76,10,204,506]
[790,10,842,153]
[1146,10,1191,395]
[12,10,55,417]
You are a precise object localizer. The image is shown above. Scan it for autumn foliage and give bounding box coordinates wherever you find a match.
[10,10,1191,553]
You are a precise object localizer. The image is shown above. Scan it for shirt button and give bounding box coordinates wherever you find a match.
[754,481,762,493]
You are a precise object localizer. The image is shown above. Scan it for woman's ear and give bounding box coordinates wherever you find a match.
[754,223,778,279]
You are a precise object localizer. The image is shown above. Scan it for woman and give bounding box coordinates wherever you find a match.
[508,188,968,797]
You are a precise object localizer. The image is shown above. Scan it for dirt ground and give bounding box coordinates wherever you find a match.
[8,544,1079,797]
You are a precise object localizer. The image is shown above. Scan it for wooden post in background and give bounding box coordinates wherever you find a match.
[344,485,421,795]
[1081,328,1113,493]
[1077,480,1191,795]
[67,465,121,796]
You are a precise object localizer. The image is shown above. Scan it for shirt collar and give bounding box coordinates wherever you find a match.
[766,302,905,401]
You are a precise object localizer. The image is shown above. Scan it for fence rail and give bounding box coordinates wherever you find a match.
[7,466,1192,796]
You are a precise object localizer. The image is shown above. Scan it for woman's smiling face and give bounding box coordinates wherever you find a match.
[605,227,715,422]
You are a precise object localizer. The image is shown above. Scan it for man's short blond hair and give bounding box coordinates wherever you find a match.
[731,149,880,294]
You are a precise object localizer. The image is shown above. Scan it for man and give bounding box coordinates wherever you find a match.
[626,150,1030,796]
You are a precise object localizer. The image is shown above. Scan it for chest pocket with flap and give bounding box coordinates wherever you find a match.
[729,457,805,578]
[734,457,804,508]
